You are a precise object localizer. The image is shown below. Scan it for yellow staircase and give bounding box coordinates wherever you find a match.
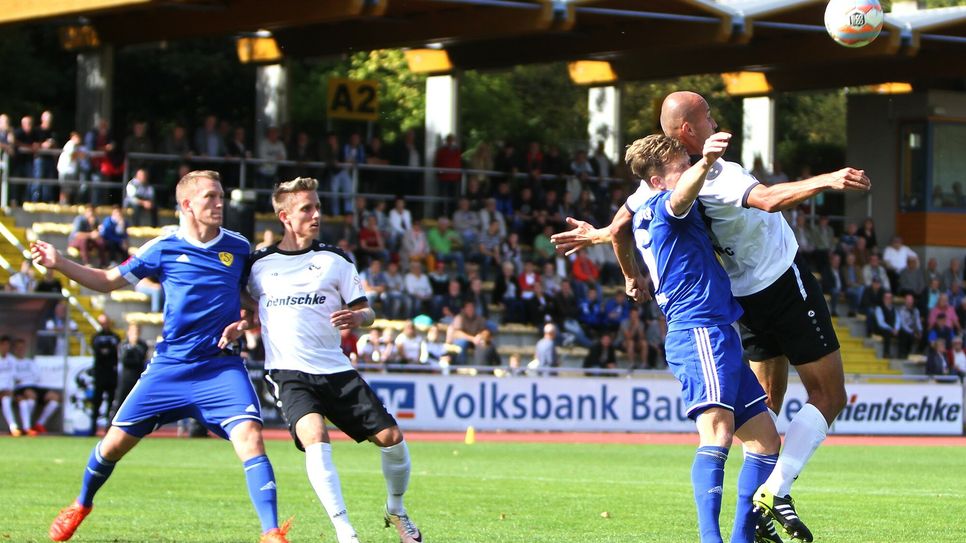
[833,317,900,375]
[0,211,99,355]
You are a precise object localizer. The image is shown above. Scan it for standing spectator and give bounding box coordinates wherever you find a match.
[897,294,923,359]
[467,141,493,195]
[115,322,149,415]
[391,129,422,188]
[810,215,835,271]
[41,301,78,355]
[30,111,58,202]
[862,253,891,292]
[859,217,878,251]
[11,115,37,204]
[494,142,520,186]
[533,323,559,373]
[89,314,121,436]
[226,126,250,159]
[0,114,13,157]
[336,132,365,215]
[583,333,617,375]
[364,135,390,194]
[287,131,318,180]
[874,292,901,357]
[256,127,286,209]
[57,131,86,205]
[193,115,225,158]
[434,134,462,213]
[446,301,488,365]
[590,141,612,184]
[882,236,916,292]
[821,253,844,317]
[404,262,433,315]
[84,118,116,205]
[99,205,129,266]
[123,121,153,173]
[6,260,36,293]
[68,204,106,267]
[123,168,158,227]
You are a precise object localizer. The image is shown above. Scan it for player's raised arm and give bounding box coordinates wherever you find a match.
[745,166,870,213]
[30,240,127,292]
[669,132,731,217]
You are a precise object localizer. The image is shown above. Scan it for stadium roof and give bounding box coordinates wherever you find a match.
[6,0,966,92]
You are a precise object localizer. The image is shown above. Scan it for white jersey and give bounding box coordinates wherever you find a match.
[697,159,798,297]
[13,356,40,388]
[0,353,13,391]
[247,241,368,375]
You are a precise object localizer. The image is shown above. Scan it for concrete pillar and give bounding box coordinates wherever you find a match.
[255,63,289,149]
[75,46,114,133]
[741,96,776,176]
[587,86,622,163]
[424,74,459,211]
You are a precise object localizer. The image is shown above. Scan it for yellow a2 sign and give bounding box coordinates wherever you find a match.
[327,78,379,121]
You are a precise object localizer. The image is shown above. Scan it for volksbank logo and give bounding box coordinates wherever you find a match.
[371,381,416,419]
[264,293,327,308]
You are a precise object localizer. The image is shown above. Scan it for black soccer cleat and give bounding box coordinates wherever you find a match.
[753,485,813,542]
[755,512,784,543]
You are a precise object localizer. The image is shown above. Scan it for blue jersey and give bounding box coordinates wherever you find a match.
[118,227,250,362]
[626,185,742,332]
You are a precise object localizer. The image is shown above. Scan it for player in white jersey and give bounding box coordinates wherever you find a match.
[245,177,422,543]
[12,337,60,435]
[0,336,20,436]
[553,91,871,543]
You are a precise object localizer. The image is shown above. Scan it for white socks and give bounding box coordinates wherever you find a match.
[19,398,35,429]
[1,396,17,430]
[305,442,356,541]
[38,400,60,425]
[381,440,411,515]
[764,403,829,497]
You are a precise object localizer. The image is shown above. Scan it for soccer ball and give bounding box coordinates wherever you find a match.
[824,0,884,48]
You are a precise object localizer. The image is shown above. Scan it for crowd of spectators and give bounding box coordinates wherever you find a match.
[805,213,966,376]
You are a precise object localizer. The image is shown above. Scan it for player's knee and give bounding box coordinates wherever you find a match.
[370,425,403,447]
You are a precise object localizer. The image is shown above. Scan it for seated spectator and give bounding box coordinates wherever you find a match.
[533,323,559,373]
[404,262,433,315]
[862,253,891,292]
[924,257,942,288]
[533,224,557,266]
[7,260,36,293]
[34,267,62,294]
[420,324,451,371]
[949,336,966,380]
[400,222,431,271]
[475,220,504,278]
[393,321,424,365]
[472,329,501,367]
[578,288,604,333]
[427,260,451,298]
[897,255,926,298]
[388,197,413,249]
[452,197,482,251]
[494,260,524,323]
[479,197,507,239]
[950,281,964,310]
[587,243,622,286]
[926,313,956,350]
[525,281,554,326]
[517,260,540,302]
[642,299,666,368]
[925,337,950,377]
[957,296,966,331]
[860,217,878,251]
[874,292,901,357]
[941,257,963,292]
[435,279,464,323]
[340,328,359,364]
[600,290,630,333]
[99,205,129,266]
[810,215,835,271]
[447,301,489,365]
[336,214,359,254]
[571,251,600,298]
[358,214,389,268]
[383,261,411,319]
[897,293,923,359]
[360,259,389,314]
[501,232,524,274]
[821,253,844,316]
[541,262,561,297]
[427,217,464,274]
[882,236,916,291]
[837,222,859,256]
[792,214,815,264]
[135,276,164,313]
[583,333,617,375]
[123,168,158,227]
[12,337,60,434]
[68,204,106,267]
[356,328,388,367]
[551,280,593,348]
[842,252,864,317]
[929,293,961,333]
[620,308,649,369]
[859,277,886,337]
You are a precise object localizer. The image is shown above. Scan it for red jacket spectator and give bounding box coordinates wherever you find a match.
[572,254,600,283]
[435,134,462,183]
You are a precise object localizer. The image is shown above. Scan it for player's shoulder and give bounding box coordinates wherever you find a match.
[220,228,253,251]
[135,226,179,255]
[313,241,356,265]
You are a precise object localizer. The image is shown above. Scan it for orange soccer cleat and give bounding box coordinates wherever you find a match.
[32,423,48,434]
[10,427,23,437]
[49,501,92,541]
[259,516,293,543]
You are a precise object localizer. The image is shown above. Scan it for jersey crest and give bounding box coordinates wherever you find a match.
[218,252,234,267]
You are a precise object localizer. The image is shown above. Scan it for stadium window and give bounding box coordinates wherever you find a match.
[898,122,927,213]
[929,122,966,211]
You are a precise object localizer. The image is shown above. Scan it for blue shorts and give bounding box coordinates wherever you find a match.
[112,355,262,440]
[665,324,767,429]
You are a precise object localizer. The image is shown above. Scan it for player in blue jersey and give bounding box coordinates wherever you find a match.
[611,132,783,543]
[31,170,290,543]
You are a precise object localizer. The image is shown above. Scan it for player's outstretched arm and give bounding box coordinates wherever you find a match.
[551,217,611,256]
[745,167,871,213]
[669,132,731,216]
[30,240,127,292]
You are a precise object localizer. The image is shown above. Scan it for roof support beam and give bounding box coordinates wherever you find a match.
[0,0,150,25]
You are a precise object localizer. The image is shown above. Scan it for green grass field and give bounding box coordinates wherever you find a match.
[2,436,964,542]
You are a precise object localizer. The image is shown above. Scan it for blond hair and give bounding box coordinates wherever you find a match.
[624,135,687,186]
[272,177,319,214]
[175,170,221,208]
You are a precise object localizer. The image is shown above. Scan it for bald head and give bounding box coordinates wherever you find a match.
[660,91,716,154]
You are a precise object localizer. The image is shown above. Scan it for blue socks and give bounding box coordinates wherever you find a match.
[78,442,116,507]
[692,445,729,543]
[243,455,279,533]
[732,451,778,543]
